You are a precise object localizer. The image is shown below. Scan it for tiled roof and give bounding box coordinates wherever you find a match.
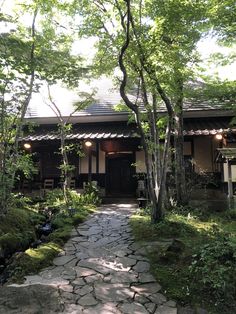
[26,78,228,119]
[22,123,140,142]
[183,117,235,135]
[21,118,235,142]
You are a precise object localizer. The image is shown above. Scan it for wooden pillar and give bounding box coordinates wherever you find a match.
[96,142,99,174]
[88,148,92,183]
[227,158,234,208]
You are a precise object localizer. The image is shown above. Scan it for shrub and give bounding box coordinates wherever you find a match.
[189,237,236,305]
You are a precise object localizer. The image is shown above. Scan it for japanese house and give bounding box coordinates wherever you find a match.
[20,83,236,198]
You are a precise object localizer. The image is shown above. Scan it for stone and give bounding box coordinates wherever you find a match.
[72,278,86,286]
[84,273,103,283]
[24,275,69,286]
[164,301,176,308]
[94,282,134,302]
[83,302,122,314]
[145,302,157,314]
[110,271,138,284]
[61,268,77,280]
[0,285,62,313]
[78,260,111,275]
[135,247,147,256]
[133,261,150,273]
[131,283,162,296]
[128,254,149,261]
[76,293,98,306]
[74,284,93,296]
[129,243,142,251]
[61,291,77,303]
[134,293,150,304]
[53,255,76,266]
[72,236,88,242]
[64,304,84,314]
[119,302,149,314]
[154,305,177,314]
[59,284,74,292]
[115,256,137,268]
[74,266,97,277]
[39,266,64,278]
[147,293,167,305]
[139,273,157,283]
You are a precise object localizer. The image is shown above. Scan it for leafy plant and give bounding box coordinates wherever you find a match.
[189,237,236,305]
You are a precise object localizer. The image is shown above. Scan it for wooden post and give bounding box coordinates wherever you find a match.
[88,148,92,183]
[227,158,234,208]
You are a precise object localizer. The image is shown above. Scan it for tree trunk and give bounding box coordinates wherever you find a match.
[174,105,187,205]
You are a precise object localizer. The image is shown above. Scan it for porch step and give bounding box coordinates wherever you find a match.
[102,197,137,204]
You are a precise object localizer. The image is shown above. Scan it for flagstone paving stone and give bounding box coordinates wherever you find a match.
[2,203,178,313]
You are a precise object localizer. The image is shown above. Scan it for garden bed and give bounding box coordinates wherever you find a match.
[130,206,236,314]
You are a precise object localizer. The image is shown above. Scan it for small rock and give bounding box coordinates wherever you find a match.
[147,293,167,305]
[74,284,93,296]
[165,301,176,308]
[145,302,157,314]
[76,293,98,306]
[133,261,150,273]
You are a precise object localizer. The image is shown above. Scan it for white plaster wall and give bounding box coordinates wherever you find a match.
[80,155,88,174]
[136,151,146,173]
[80,153,97,174]
[92,155,96,173]
[99,150,106,173]
[223,164,236,182]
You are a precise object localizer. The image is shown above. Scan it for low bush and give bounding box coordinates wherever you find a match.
[190,237,236,306]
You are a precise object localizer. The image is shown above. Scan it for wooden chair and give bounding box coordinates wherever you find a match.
[43,179,54,190]
[70,179,76,189]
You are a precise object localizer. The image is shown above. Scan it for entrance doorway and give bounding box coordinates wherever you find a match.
[106,153,136,196]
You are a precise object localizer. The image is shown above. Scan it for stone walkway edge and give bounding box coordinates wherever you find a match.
[5,203,178,314]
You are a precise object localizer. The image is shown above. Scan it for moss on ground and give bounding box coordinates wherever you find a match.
[130,208,236,314]
[0,203,95,284]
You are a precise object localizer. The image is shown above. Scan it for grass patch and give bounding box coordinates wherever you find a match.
[130,207,236,314]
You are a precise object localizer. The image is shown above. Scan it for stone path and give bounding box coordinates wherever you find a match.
[3,203,177,314]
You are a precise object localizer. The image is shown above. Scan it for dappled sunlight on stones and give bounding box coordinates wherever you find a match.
[82,302,122,314]
[6,203,177,313]
[131,282,162,296]
[118,301,149,314]
[94,282,135,302]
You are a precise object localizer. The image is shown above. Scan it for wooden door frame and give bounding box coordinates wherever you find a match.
[105,151,136,196]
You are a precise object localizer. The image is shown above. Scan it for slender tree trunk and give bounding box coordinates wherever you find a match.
[173,74,187,205]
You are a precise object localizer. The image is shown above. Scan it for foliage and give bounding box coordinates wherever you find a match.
[190,236,236,305]
[130,206,236,313]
